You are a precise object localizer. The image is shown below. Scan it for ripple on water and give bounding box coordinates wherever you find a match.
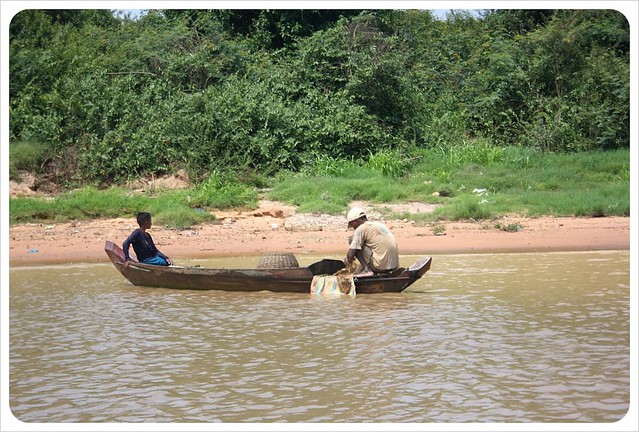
[9,252,630,422]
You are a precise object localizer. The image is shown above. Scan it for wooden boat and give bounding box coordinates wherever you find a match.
[105,241,431,294]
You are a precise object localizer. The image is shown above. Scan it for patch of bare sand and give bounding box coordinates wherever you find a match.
[8,200,631,266]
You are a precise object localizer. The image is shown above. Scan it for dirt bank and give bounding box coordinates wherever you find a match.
[8,201,631,266]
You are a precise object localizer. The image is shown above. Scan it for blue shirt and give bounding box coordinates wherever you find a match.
[122,229,168,262]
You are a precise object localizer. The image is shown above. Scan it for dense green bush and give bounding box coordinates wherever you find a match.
[8,9,630,186]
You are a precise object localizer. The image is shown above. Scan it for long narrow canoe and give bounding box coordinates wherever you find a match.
[105,241,431,294]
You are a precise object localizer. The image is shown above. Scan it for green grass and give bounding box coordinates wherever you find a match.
[177,171,259,209]
[268,169,437,214]
[9,146,630,227]
[9,187,143,223]
[9,173,258,228]
[269,146,630,221]
[9,141,53,180]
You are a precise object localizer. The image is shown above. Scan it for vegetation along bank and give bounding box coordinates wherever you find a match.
[9,9,630,227]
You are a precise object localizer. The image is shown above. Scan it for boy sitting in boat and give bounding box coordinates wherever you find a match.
[123,212,172,266]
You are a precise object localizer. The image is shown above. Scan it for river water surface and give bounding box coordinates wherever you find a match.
[9,251,630,423]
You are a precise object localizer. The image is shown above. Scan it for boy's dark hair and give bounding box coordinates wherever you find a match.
[136,212,151,226]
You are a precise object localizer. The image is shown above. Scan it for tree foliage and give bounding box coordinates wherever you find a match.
[9,8,630,185]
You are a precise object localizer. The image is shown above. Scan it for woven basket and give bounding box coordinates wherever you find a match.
[256,253,299,269]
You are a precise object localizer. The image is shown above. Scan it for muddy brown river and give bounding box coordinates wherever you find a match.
[8,251,631,424]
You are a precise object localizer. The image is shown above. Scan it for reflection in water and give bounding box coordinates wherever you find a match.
[9,251,630,423]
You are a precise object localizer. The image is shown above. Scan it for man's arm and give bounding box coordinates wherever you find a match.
[345,248,358,265]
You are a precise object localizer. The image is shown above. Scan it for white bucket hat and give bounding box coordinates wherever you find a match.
[347,207,366,225]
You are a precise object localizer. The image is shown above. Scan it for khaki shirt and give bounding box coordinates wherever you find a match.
[349,221,399,271]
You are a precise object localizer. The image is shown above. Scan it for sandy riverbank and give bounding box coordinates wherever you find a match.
[8,201,631,266]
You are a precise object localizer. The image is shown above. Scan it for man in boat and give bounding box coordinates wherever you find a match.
[122,212,172,267]
[343,207,399,277]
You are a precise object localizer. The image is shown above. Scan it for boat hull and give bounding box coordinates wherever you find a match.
[105,241,431,294]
